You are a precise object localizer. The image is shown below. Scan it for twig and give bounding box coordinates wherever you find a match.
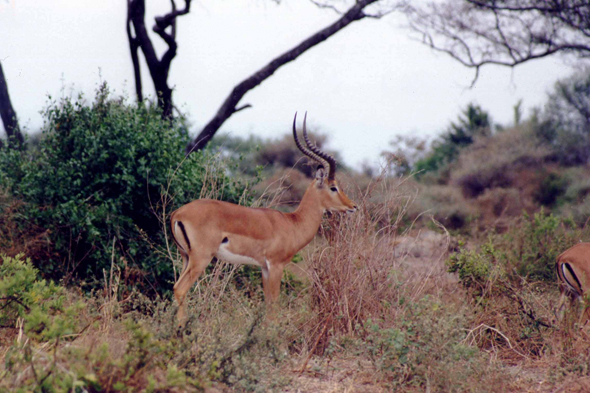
[0,296,30,311]
[299,317,330,375]
[463,323,528,358]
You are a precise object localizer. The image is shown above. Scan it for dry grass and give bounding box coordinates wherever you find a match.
[5,156,590,391]
[0,190,53,263]
[302,175,414,351]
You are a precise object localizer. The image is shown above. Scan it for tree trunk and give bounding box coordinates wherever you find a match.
[0,61,24,147]
[127,0,191,119]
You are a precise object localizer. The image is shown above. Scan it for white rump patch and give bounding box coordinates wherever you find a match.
[216,243,260,267]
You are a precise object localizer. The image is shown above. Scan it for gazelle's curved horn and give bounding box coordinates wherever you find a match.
[302,112,337,180]
[293,112,329,170]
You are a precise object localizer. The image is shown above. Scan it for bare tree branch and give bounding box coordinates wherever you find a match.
[405,0,590,83]
[187,0,383,154]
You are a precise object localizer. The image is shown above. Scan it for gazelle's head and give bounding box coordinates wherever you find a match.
[293,112,357,214]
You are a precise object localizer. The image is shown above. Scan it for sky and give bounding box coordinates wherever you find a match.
[0,0,576,168]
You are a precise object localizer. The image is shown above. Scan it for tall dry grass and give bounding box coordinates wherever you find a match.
[298,172,456,355]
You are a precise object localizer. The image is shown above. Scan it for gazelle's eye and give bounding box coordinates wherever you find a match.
[330,187,338,192]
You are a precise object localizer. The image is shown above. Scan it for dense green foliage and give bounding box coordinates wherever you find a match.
[414,103,491,178]
[0,85,249,292]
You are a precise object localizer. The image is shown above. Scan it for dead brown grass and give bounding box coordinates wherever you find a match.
[0,192,53,262]
[6,156,590,391]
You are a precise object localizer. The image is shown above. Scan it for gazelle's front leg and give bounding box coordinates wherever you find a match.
[261,260,285,318]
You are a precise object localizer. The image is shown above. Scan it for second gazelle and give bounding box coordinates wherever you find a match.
[171,112,357,325]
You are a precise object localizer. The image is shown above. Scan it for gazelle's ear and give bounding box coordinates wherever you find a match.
[315,165,327,187]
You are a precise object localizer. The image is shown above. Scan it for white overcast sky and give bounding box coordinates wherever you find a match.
[0,0,575,167]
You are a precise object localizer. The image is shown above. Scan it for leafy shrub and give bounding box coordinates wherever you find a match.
[534,172,568,207]
[363,298,503,390]
[0,84,250,292]
[505,211,579,281]
[0,253,71,333]
[414,103,491,179]
[445,213,581,358]
[449,211,580,289]
[1,254,90,391]
[447,239,507,298]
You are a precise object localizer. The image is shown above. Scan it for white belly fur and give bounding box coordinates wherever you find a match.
[215,243,260,267]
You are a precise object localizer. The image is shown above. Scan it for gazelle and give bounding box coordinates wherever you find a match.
[170,112,357,325]
[556,243,590,324]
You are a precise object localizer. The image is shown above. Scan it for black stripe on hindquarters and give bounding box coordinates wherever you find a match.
[564,262,583,295]
[177,221,191,251]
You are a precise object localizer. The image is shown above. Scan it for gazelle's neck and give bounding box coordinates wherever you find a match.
[287,181,324,249]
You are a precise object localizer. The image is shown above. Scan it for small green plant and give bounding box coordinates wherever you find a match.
[0,253,67,331]
[447,238,507,299]
[1,254,86,390]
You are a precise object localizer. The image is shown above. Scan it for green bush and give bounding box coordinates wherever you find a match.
[0,254,204,391]
[447,239,507,298]
[363,298,493,390]
[414,103,491,179]
[534,172,568,207]
[0,84,250,292]
[505,211,578,281]
[449,211,582,290]
[0,253,69,333]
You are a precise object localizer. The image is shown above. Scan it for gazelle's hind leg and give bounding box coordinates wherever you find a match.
[580,297,590,327]
[174,249,213,328]
[178,248,189,275]
[555,292,569,323]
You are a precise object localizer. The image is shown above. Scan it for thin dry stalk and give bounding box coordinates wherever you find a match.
[99,237,121,330]
[305,171,419,353]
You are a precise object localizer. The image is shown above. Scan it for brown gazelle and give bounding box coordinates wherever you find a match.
[170,112,357,325]
[556,243,590,324]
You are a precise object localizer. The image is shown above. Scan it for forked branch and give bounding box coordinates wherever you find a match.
[405,0,590,85]
[127,0,192,119]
